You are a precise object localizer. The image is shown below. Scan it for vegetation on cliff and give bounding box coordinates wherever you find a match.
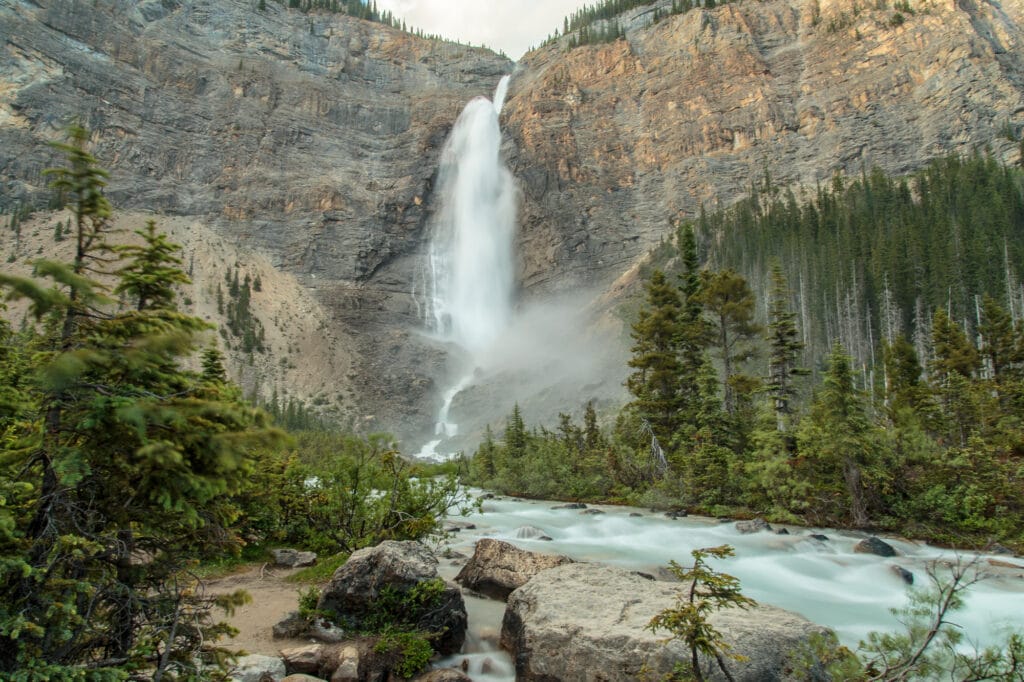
[466,156,1024,552]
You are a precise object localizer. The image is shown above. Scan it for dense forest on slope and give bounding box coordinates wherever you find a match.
[467,156,1024,552]
[696,154,1024,386]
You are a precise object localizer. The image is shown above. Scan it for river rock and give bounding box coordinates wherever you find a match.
[551,502,587,509]
[443,520,477,533]
[501,563,831,681]
[579,508,605,515]
[891,566,914,585]
[455,538,573,600]
[317,541,466,655]
[736,518,772,534]
[854,537,898,557]
[515,525,553,540]
[809,534,830,542]
[664,510,687,519]
[272,549,318,568]
[281,645,323,675]
[322,644,360,682]
[230,654,287,682]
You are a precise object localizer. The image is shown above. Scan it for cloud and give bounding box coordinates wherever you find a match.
[375,0,584,59]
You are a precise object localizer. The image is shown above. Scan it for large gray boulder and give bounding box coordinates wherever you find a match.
[317,541,467,656]
[501,563,830,682]
[455,539,573,600]
[229,654,287,682]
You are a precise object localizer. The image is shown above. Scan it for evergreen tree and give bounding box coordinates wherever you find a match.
[796,344,881,526]
[626,270,685,446]
[929,309,980,445]
[0,128,282,677]
[697,268,761,416]
[764,261,807,430]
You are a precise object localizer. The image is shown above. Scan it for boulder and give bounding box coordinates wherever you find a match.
[230,654,287,682]
[455,539,573,600]
[281,644,323,675]
[322,644,360,682]
[809,534,830,542]
[664,510,687,519]
[281,676,324,682]
[735,518,772,534]
[854,537,897,557]
[579,508,605,515]
[776,528,791,535]
[317,541,466,655]
[551,503,587,509]
[308,618,347,644]
[272,549,318,568]
[501,563,831,682]
[273,611,309,640]
[514,525,553,541]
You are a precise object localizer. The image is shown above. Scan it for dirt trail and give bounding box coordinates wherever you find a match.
[204,564,311,655]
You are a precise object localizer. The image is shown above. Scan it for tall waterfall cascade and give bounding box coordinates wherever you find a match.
[416,76,516,459]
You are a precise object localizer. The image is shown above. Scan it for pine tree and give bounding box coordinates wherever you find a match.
[764,262,807,430]
[626,270,685,446]
[0,128,282,677]
[929,309,980,445]
[796,344,881,526]
[698,268,761,416]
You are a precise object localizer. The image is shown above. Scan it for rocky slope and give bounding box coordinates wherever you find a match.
[3,0,1024,446]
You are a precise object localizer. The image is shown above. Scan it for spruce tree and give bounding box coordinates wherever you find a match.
[764,262,807,430]
[626,270,685,446]
[697,268,761,416]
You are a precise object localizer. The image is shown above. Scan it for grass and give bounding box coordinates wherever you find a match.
[286,552,349,583]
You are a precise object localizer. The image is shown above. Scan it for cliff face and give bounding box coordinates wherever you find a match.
[1,0,511,438]
[3,0,1024,446]
[503,0,1024,295]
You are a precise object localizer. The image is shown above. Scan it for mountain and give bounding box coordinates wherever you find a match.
[2,0,1023,447]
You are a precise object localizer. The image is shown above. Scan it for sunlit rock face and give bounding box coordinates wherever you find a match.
[503,0,1024,297]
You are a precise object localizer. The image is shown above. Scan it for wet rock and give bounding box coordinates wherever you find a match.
[629,512,643,517]
[736,518,772,534]
[272,549,318,568]
[229,654,286,682]
[281,644,323,675]
[443,520,477,533]
[317,541,467,655]
[664,510,687,519]
[273,611,309,640]
[552,502,587,509]
[776,528,790,535]
[579,508,605,515]
[891,566,914,585]
[854,537,898,557]
[501,563,832,681]
[809,534,830,542]
[514,525,553,540]
[455,538,573,600]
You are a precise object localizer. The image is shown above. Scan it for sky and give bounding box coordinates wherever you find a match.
[374,0,586,60]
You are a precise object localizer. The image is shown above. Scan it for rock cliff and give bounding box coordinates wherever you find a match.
[503,0,1024,294]
[2,0,1024,445]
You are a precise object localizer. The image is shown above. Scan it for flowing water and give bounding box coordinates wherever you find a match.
[416,76,516,460]
[436,495,1024,680]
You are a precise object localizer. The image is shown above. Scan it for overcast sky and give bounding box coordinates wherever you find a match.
[374,0,585,60]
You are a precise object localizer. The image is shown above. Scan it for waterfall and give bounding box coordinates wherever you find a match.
[416,76,516,459]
